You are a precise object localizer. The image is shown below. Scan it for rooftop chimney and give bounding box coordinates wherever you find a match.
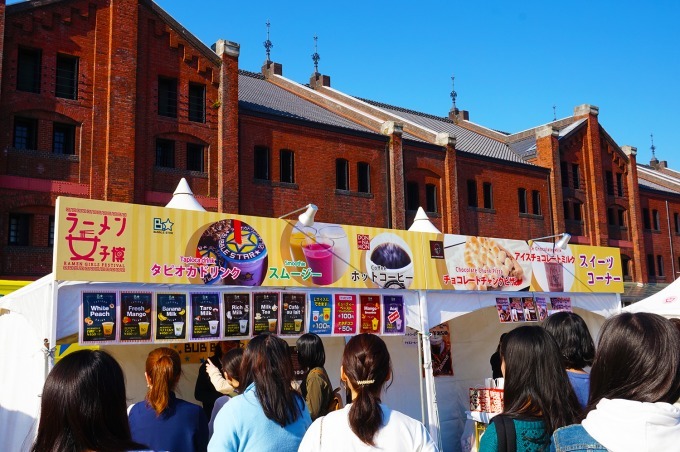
[449,109,469,122]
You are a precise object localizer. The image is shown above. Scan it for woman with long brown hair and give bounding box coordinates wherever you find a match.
[299,333,437,451]
[128,347,209,451]
[208,334,311,451]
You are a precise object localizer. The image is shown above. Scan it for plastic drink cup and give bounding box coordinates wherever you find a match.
[138,321,149,335]
[290,226,316,264]
[371,317,379,331]
[545,262,564,292]
[312,310,319,322]
[239,319,248,334]
[322,307,331,322]
[268,318,277,332]
[102,322,114,336]
[173,321,184,336]
[302,237,334,285]
[395,318,403,330]
[294,318,302,332]
[319,226,349,282]
[219,222,268,286]
[208,320,219,335]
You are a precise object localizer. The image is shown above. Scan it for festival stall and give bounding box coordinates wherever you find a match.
[622,276,680,318]
[0,196,624,452]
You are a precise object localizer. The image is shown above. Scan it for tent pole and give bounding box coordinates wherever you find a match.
[417,327,425,424]
[418,289,441,449]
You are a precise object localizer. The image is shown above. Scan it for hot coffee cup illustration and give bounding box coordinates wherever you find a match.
[365,233,414,289]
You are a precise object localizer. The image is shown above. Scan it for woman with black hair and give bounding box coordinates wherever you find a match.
[208,347,244,437]
[551,312,680,451]
[31,350,147,452]
[299,333,437,451]
[543,311,595,409]
[479,325,581,452]
[208,334,311,451]
[296,333,335,420]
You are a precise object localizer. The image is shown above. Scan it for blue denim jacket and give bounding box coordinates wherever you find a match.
[550,425,608,451]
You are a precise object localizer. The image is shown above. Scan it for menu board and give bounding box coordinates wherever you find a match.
[281,292,306,335]
[383,295,405,334]
[155,293,188,340]
[309,294,332,335]
[253,292,280,335]
[81,292,117,343]
[120,292,152,341]
[224,293,250,337]
[333,294,357,335]
[359,295,381,334]
[190,293,220,340]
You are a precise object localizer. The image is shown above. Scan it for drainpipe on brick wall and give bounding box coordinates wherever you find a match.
[666,200,676,280]
[547,172,555,237]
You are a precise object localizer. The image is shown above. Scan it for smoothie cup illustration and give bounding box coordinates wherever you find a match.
[173,321,184,336]
[319,225,349,282]
[294,318,303,332]
[219,221,268,286]
[138,321,150,335]
[268,318,277,333]
[239,319,248,334]
[302,236,334,285]
[208,320,219,335]
[102,322,114,336]
[290,226,317,264]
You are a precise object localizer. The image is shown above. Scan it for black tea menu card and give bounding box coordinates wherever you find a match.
[155,293,187,340]
[82,292,117,342]
[191,293,220,339]
[120,292,152,341]
[281,292,306,335]
[224,293,251,337]
[253,292,279,335]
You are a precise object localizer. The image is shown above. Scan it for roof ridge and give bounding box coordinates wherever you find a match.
[357,97,455,124]
[238,69,265,80]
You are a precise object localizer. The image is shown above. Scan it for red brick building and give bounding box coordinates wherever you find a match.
[1,0,678,302]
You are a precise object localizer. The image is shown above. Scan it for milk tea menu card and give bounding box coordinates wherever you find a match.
[120,292,152,342]
[281,292,306,335]
[359,295,381,334]
[155,293,187,340]
[382,295,405,334]
[223,293,250,337]
[333,294,357,335]
[308,294,332,335]
[191,293,220,340]
[81,292,117,343]
[253,292,279,335]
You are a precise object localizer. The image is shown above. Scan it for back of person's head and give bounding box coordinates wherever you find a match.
[342,333,392,446]
[502,325,580,436]
[543,311,595,370]
[296,333,326,370]
[587,312,680,412]
[32,350,144,452]
[220,347,244,389]
[145,347,181,416]
[240,333,302,426]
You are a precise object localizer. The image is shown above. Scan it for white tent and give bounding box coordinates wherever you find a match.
[623,278,680,318]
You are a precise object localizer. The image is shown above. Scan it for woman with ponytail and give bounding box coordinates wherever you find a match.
[299,333,438,451]
[128,347,209,451]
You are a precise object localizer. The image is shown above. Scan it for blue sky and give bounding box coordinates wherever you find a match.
[9,0,680,169]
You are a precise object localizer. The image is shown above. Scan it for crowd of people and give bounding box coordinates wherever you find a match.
[28,311,680,452]
[480,311,680,451]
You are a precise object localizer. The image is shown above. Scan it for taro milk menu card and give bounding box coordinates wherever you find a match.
[309,294,332,335]
[120,292,152,342]
[191,293,220,340]
[333,294,357,335]
[224,293,250,337]
[253,292,279,335]
[155,293,187,340]
[81,292,117,343]
[281,292,306,335]
[382,295,405,334]
[359,295,381,334]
